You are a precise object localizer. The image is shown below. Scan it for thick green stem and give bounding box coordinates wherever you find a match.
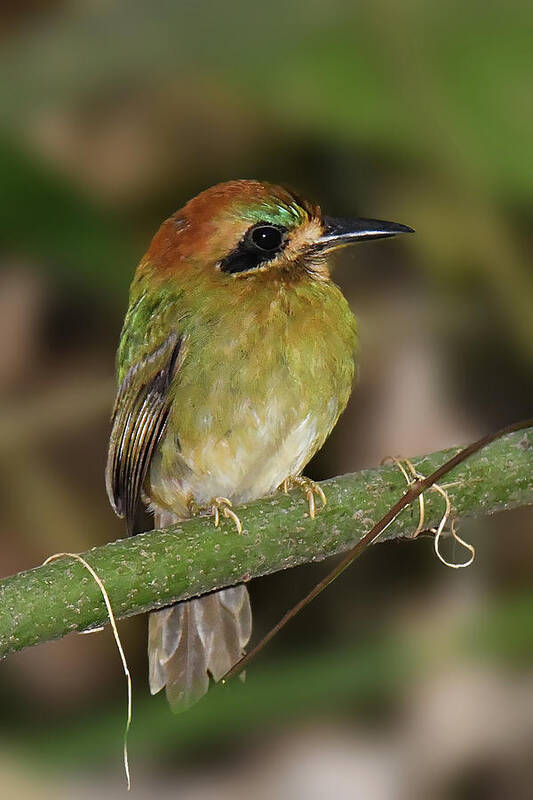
[1,427,532,658]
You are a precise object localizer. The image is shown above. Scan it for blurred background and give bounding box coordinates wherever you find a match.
[1,0,532,797]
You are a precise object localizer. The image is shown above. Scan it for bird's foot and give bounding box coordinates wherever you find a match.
[187,495,242,534]
[281,476,327,520]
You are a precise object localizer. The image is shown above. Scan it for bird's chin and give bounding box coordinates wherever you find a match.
[301,255,332,282]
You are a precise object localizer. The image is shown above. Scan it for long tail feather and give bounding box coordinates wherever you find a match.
[148,510,252,711]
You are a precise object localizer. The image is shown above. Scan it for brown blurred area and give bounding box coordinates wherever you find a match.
[1,1,532,797]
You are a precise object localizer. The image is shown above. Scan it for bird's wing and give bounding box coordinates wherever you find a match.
[105,329,183,534]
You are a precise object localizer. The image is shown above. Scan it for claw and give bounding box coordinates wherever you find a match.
[307,489,316,520]
[188,495,243,534]
[187,496,200,517]
[281,476,327,519]
[221,505,243,534]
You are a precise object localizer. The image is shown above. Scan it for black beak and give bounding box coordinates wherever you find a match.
[316,215,414,251]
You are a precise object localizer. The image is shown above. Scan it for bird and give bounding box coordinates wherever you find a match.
[106,179,413,711]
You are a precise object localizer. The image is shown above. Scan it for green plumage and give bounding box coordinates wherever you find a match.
[108,269,357,522]
[106,179,410,710]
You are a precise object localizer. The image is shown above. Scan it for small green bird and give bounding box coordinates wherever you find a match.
[106,180,412,711]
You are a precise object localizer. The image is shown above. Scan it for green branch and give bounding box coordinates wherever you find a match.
[1,427,532,658]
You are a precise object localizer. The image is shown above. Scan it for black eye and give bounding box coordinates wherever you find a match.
[219,222,287,273]
[251,225,283,251]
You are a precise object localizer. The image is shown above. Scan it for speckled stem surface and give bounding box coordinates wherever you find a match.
[1,428,532,657]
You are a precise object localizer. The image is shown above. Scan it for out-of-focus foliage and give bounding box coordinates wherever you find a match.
[0,138,136,291]
[0,1,532,797]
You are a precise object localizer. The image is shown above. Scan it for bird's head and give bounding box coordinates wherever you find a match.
[142,180,413,284]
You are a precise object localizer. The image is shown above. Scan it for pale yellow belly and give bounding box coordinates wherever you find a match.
[149,395,339,516]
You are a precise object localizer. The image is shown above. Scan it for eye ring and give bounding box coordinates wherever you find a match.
[250,225,284,252]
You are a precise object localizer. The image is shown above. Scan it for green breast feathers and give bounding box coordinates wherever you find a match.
[106,276,357,529]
